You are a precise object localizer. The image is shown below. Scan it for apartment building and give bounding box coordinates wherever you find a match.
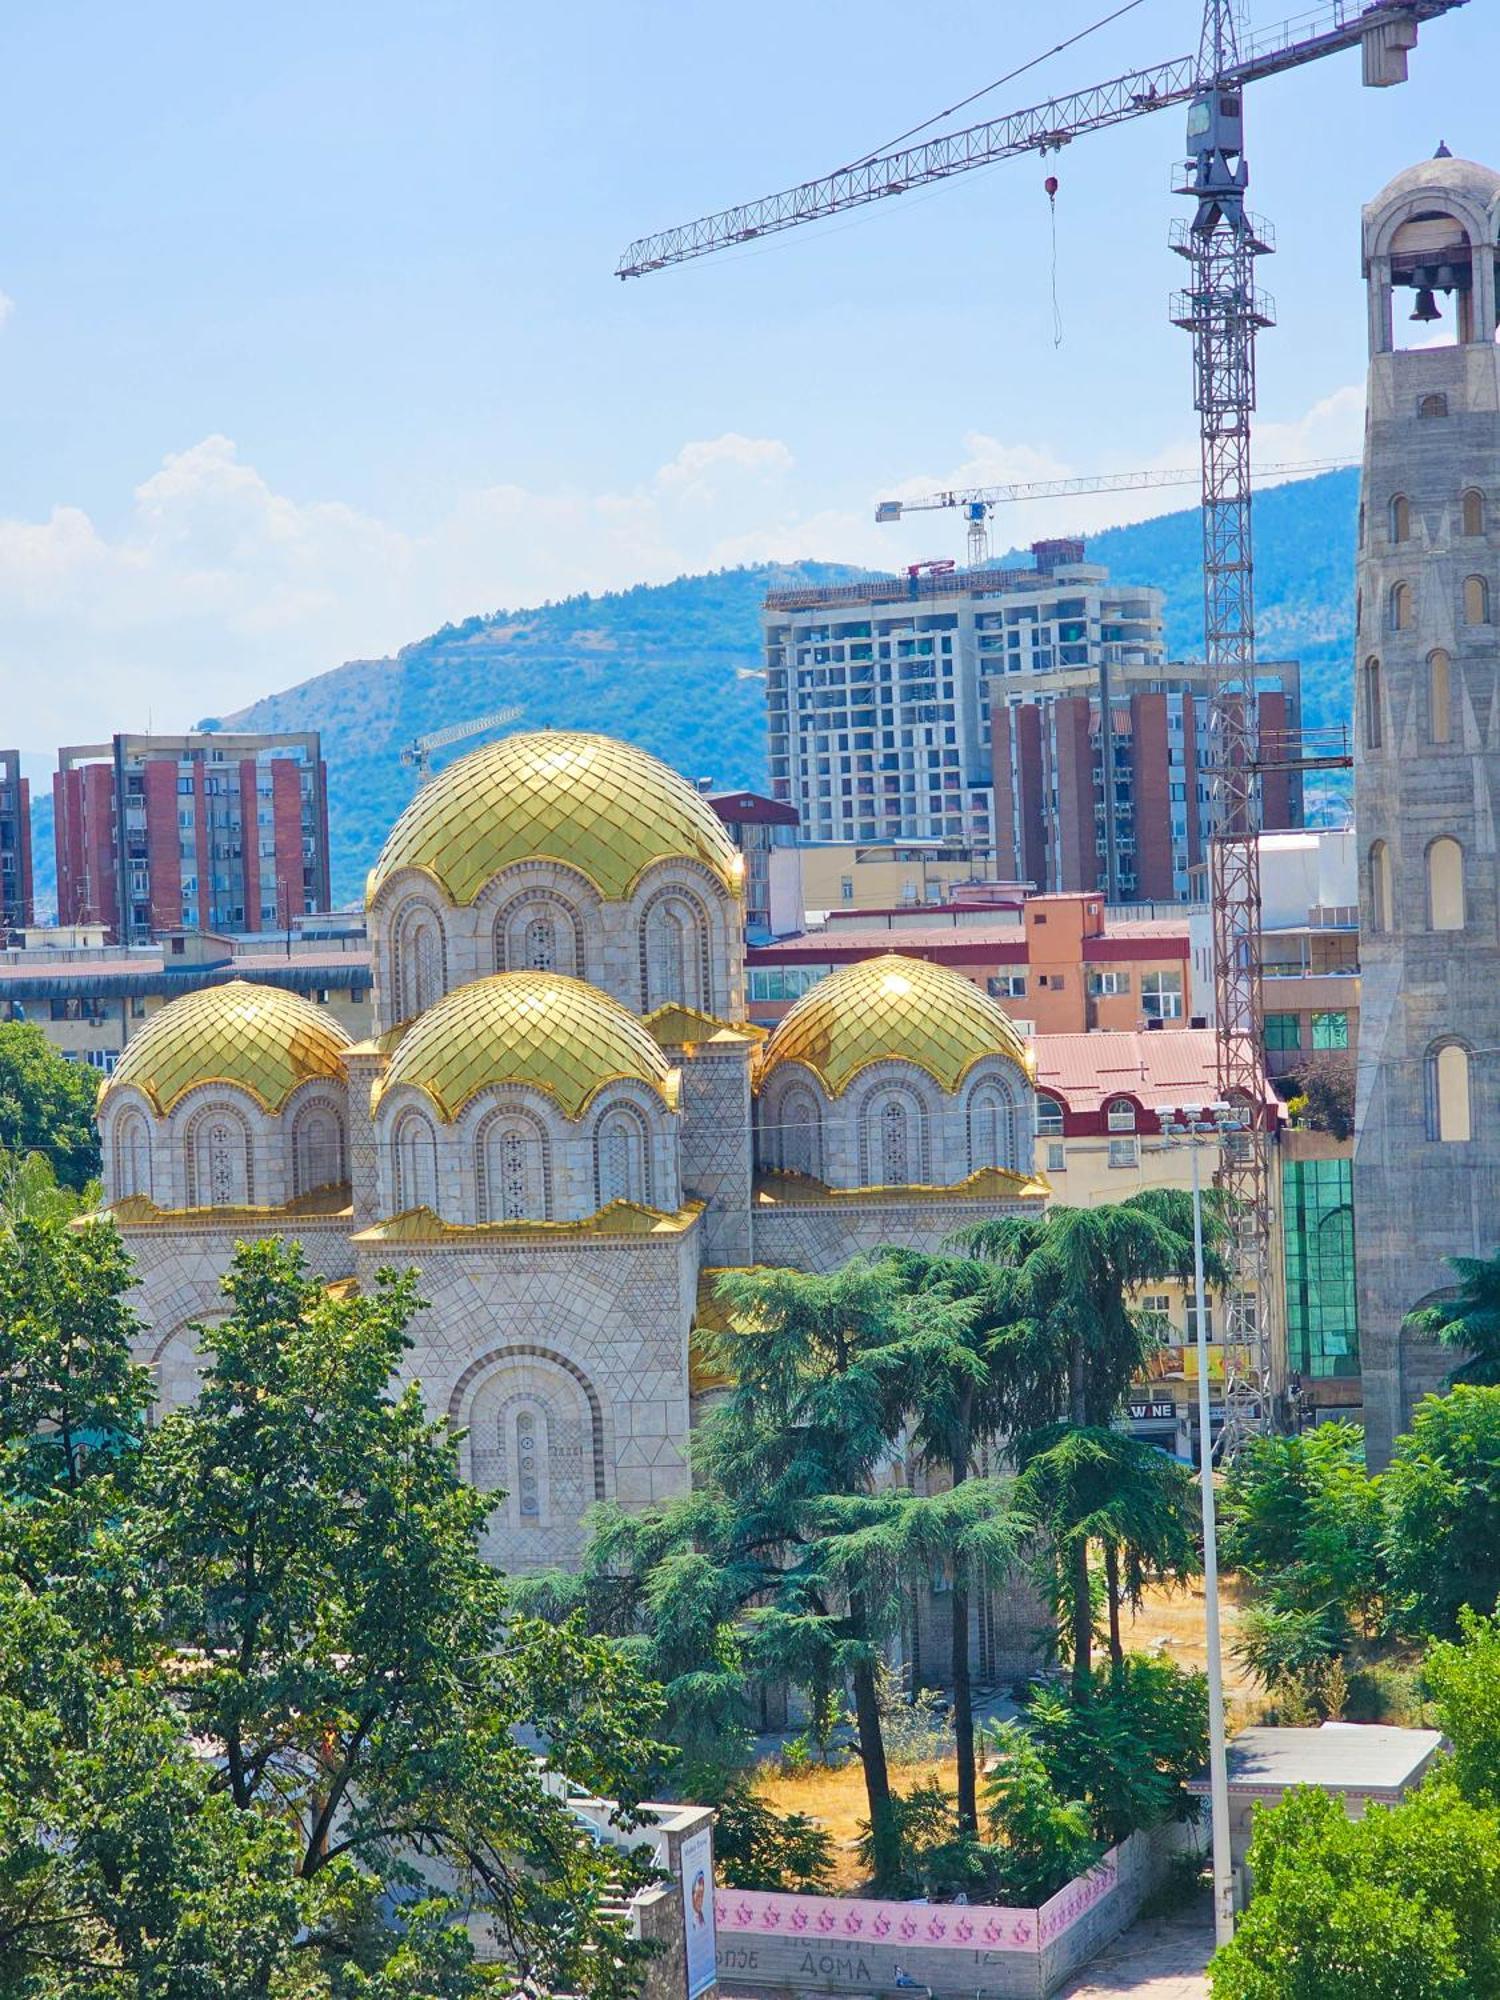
[705,789,802,940]
[0,751,34,931]
[54,732,330,944]
[764,540,1162,848]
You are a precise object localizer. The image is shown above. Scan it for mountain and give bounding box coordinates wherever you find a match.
[27,469,1360,915]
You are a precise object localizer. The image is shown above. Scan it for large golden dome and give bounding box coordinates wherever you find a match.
[373,971,676,1122]
[102,980,353,1115]
[366,730,743,908]
[759,954,1030,1098]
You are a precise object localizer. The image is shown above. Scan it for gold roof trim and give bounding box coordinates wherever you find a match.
[753,1164,1050,1206]
[101,1186,353,1227]
[372,971,678,1124]
[365,730,743,909]
[758,952,1032,1100]
[351,1197,704,1245]
[643,1003,762,1048]
[101,980,353,1117]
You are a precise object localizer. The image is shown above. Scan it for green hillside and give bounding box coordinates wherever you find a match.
[29,470,1359,914]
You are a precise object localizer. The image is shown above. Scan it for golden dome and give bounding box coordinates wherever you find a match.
[102,980,353,1115]
[366,730,743,908]
[373,971,676,1123]
[759,953,1030,1099]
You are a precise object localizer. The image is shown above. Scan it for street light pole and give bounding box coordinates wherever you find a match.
[1161,1107,1237,1946]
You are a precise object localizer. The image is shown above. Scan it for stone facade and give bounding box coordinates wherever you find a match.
[1353,156,1500,1464]
[96,732,1045,1596]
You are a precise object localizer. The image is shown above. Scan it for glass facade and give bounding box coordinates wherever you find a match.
[1312,1010,1350,1050]
[1283,1156,1359,1378]
[1263,1011,1301,1052]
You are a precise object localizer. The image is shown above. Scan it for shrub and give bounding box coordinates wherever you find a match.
[1384,1387,1500,1638]
[710,1783,834,1893]
[1025,1656,1210,1845]
[982,1723,1103,1904]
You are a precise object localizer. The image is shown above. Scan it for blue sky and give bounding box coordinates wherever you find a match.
[0,0,1491,749]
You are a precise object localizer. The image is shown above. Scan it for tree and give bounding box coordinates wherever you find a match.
[0,1230,669,1999]
[1383,1386,1500,1638]
[0,1023,100,1191]
[1425,1603,1500,1811]
[1288,1051,1355,1140]
[982,1723,1103,1903]
[1405,1248,1500,1388]
[1023,1656,1210,1848]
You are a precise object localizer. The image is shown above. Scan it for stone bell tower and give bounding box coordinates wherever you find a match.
[1354,151,1500,1464]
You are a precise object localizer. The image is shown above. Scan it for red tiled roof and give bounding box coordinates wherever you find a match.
[1033,1028,1281,1119]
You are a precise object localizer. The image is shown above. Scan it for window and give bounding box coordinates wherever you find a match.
[392,1111,438,1213]
[1464,575,1491,626]
[1311,1011,1349,1051]
[1362,657,1383,750]
[1045,1141,1066,1173]
[1428,1042,1472,1143]
[840,876,854,903]
[1142,970,1183,1021]
[1106,1099,1137,1133]
[187,1109,251,1208]
[1369,839,1393,934]
[1389,582,1414,632]
[987,973,1028,999]
[512,1405,548,1524]
[1419,393,1449,419]
[777,1084,823,1180]
[1185,1294,1213,1342]
[1138,1294,1173,1340]
[1428,650,1452,745]
[1428,836,1465,930]
[1035,1095,1065,1138]
[478,1116,549,1222]
[1263,1012,1301,1054]
[1088,969,1130,998]
[1390,493,1411,543]
[292,1102,344,1197]
[1463,488,1485,537]
[1107,1137,1139,1169]
[595,1107,648,1208]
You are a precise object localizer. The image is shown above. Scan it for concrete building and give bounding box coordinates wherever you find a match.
[746,892,1195,1036]
[54,731,331,944]
[704,789,801,940]
[1352,152,1500,1464]
[798,839,1020,916]
[0,751,34,931]
[764,540,1163,855]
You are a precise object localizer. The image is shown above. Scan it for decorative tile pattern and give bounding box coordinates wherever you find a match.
[366,731,743,907]
[103,980,352,1115]
[759,953,1032,1099]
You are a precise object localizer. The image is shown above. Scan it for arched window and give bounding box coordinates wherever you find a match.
[292,1101,344,1197]
[1368,839,1393,935]
[112,1111,152,1201]
[392,1109,438,1213]
[1427,836,1465,931]
[477,1115,549,1223]
[495,894,582,978]
[1389,582,1414,632]
[185,1107,252,1208]
[1390,493,1411,543]
[392,902,445,1023]
[641,890,711,1013]
[967,1083,1019,1173]
[1106,1098,1137,1133]
[1419,393,1449,420]
[1464,574,1491,625]
[1463,488,1485,537]
[1428,1042,1472,1143]
[1362,657,1383,750]
[594,1106,649,1208]
[861,1089,926,1187]
[777,1084,823,1180]
[1428,650,1452,745]
[1035,1094,1065,1139]
[512,1403,549,1524]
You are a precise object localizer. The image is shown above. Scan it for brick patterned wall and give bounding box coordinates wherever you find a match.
[239,761,262,932]
[272,759,304,920]
[1130,691,1173,900]
[145,759,183,935]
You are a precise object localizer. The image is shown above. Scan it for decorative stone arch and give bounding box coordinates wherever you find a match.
[149,1312,224,1415]
[1462,486,1486,537]
[389,1102,439,1212]
[855,1079,931,1188]
[1368,838,1394,934]
[107,1097,155,1202]
[492,887,588,979]
[1389,492,1412,544]
[964,1064,1028,1173]
[388,892,449,1025]
[289,1092,346,1198]
[766,1071,825,1181]
[1426,834,1466,931]
[448,1344,607,1528]
[473,1102,553,1223]
[592,1097,652,1209]
[1463,573,1491,626]
[1388,580,1414,633]
[1426,1038,1473,1143]
[182,1097,255,1208]
[1426,649,1453,745]
[1365,181,1499,353]
[638,880,716,1014]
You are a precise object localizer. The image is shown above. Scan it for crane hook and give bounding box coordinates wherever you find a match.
[1045,176,1063,348]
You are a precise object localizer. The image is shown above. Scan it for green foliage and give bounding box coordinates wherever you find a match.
[874,1660,952,1767]
[0,1231,668,1999]
[707,1783,835,1893]
[1287,1053,1356,1140]
[0,1148,99,1225]
[0,1024,100,1190]
[1383,1386,1500,1638]
[1209,1782,1500,2000]
[1425,1604,1500,1811]
[1405,1247,1500,1388]
[982,1722,1103,1904]
[1023,1656,1211,1846]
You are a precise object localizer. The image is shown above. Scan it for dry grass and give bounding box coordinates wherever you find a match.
[1118,1575,1264,1724]
[755,1756,957,1892]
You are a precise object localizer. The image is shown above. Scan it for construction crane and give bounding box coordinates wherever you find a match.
[875,455,1357,567]
[400,707,524,787]
[616,0,1466,1456]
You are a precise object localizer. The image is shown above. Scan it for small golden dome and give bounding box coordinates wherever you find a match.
[374,971,676,1123]
[102,980,352,1115]
[759,953,1030,1099]
[366,730,743,908]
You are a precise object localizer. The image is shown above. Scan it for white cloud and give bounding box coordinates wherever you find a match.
[0,292,14,332]
[0,399,1362,749]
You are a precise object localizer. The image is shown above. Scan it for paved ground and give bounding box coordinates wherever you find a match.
[1055,1911,1215,1998]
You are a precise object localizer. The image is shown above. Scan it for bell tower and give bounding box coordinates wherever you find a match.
[1354,151,1500,1464]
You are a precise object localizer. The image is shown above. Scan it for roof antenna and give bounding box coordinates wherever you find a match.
[1435,139,1453,157]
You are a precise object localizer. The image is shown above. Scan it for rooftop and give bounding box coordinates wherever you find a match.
[1033,1028,1280,1120]
[1187,1724,1444,1801]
